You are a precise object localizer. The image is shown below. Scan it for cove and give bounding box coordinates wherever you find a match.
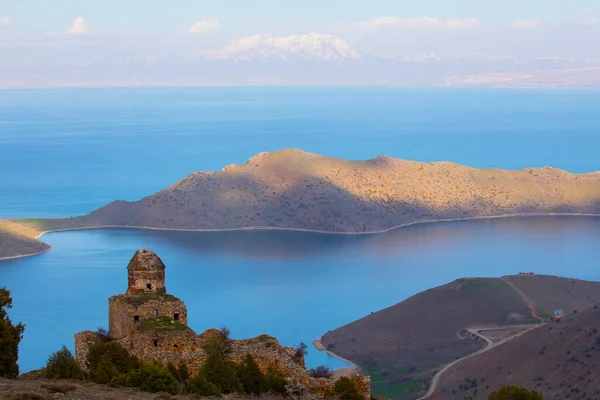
[1,215,599,373]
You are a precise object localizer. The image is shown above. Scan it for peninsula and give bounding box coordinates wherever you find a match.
[320,275,600,399]
[3,149,600,258]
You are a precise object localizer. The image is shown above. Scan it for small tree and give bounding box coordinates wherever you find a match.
[167,360,189,388]
[294,342,308,359]
[186,372,221,396]
[95,327,113,343]
[488,385,544,400]
[237,354,268,395]
[0,287,25,378]
[220,325,231,339]
[266,365,287,395]
[85,341,139,383]
[309,365,332,379]
[121,363,179,394]
[94,355,120,385]
[44,346,84,380]
[199,339,242,394]
[333,377,363,400]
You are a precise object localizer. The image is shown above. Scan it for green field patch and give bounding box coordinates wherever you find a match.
[140,316,189,332]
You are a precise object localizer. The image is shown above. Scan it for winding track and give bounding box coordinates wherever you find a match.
[418,279,547,399]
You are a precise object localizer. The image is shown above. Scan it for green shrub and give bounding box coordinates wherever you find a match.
[488,385,544,399]
[0,287,25,378]
[333,377,363,400]
[237,354,268,395]
[266,365,287,395]
[85,341,139,383]
[186,373,221,396]
[120,363,179,395]
[94,355,120,385]
[44,346,84,380]
[199,339,242,394]
[167,361,189,387]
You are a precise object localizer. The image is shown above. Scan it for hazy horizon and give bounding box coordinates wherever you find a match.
[2,0,600,88]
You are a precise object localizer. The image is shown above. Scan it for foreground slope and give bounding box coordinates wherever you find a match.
[321,276,600,400]
[0,219,49,259]
[15,149,600,235]
[432,308,600,399]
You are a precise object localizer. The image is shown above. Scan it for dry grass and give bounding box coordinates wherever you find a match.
[12,149,600,238]
[434,309,600,399]
[0,220,49,259]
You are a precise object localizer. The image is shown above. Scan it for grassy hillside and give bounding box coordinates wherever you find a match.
[13,149,600,234]
[507,275,600,320]
[433,308,600,399]
[0,219,49,259]
[321,278,539,400]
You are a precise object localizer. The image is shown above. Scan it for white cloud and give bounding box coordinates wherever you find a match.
[355,16,480,31]
[0,17,13,26]
[511,19,540,30]
[66,16,89,35]
[188,19,220,34]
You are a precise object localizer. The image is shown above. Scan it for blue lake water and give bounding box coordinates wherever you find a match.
[0,87,599,373]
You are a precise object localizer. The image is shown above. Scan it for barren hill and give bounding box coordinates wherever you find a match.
[432,308,600,400]
[14,149,600,237]
[320,276,600,400]
[0,219,49,259]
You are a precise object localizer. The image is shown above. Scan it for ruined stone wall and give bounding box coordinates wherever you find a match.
[108,295,187,339]
[74,331,101,370]
[74,328,370,399]
[127,269,166,294]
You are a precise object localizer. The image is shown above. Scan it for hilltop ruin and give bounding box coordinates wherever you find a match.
[74,248,370,398]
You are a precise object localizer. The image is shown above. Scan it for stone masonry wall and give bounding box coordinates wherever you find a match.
[75,327,370,399]
[127,268,166,294]
[108,294,187,339]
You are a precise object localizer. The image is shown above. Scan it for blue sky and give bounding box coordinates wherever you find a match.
[3,0,599,35]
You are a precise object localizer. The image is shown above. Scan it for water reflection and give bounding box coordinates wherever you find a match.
[1,215,599,373]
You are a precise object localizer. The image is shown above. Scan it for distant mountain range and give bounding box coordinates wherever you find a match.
[206,33,361,62]
[3,33,600,88]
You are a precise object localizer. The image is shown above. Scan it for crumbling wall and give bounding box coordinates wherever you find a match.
[108,294,187,339]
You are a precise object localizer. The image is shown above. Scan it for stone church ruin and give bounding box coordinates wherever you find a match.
[74,248,370,398]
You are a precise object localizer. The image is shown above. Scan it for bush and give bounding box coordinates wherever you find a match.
[309,365,332,378]
[186,373,221,396]
[266,365,287,395]
[488,385,544,399]
[333,377,363,400]
[0,287,25,378]
[167,361,189,387]
[294,342,308,359]
[85,341,139,383]
[95,327,113,343]
[220,325,231,339]
[94,355,120,385]
[199,339,242,394]
[237,354,268,395]
[44,346,84,380]
[119,363,179,395]
[40,383,77,394]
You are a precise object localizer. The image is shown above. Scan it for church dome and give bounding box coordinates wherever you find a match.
[127,249,166,271]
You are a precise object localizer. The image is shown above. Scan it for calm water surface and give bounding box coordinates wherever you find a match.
[1,217,599,372]
[0,88,599,372]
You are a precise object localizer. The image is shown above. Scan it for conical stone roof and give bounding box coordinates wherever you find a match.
[126,248,166,271]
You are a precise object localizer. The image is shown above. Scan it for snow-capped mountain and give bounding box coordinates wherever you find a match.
[208,33,361,62]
